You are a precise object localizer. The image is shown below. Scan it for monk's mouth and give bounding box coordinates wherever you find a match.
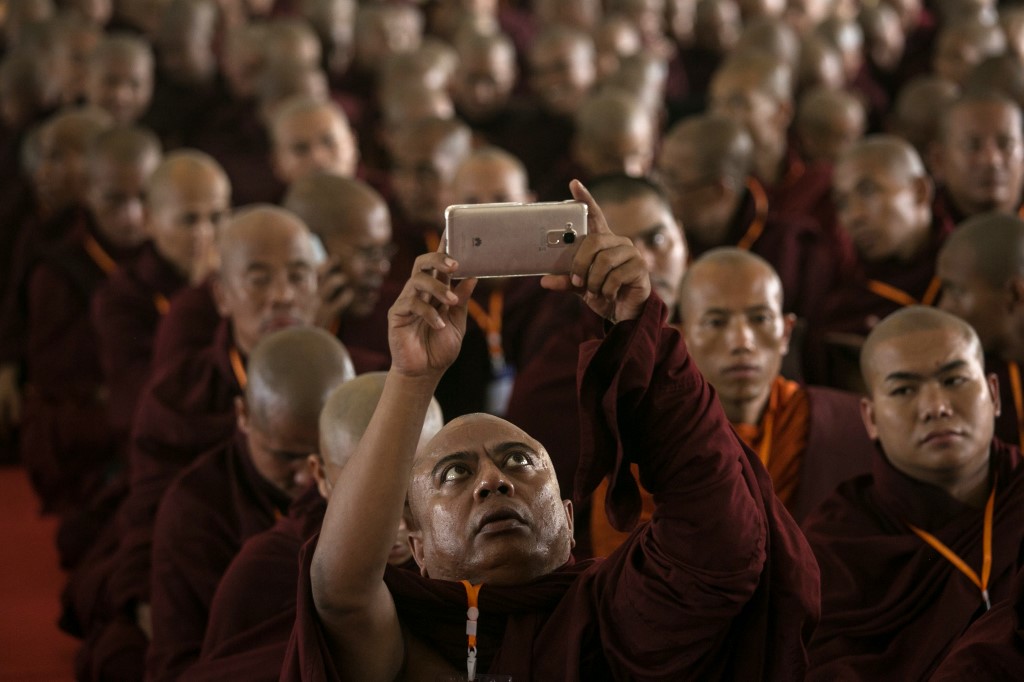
[476,508,528,534]
[722,365,760,378]
[920,430,964,445]
[262,315,303,332]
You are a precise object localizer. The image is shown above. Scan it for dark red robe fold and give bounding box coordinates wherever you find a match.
[803,439,1024,680]
[91,242,188,439]
[151,280,220,370]
[987,356,1024,451]
[109,317,243,613]
[147,431,292,681]
[282,294,820,680]
[930,560,1024,680]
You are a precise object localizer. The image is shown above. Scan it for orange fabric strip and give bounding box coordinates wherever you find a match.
[736,177,770,252]
[908,484,995,609]
[83,235,118,275]
[461,580,483,648]
[467,291,504,363]
[153,293,170,316]
[1009,362,1024,450]
[425,230,441,254]
[921,277,942,306]
[228,347,248,390]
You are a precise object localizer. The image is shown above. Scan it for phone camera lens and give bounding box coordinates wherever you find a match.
[563,231,576,244]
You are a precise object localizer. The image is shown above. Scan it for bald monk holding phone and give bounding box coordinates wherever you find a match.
[283,181,819,680]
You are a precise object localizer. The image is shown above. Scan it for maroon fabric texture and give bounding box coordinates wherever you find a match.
[803,439,1024,680]
[147,431,292,681]
[151,280,220,370]
[91,243,187,437]
[109,318,243,610]
[281,294,819,680]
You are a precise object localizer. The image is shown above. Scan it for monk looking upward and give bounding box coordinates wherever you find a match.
[804,306,1024,680]
[194,373,443,680]
[938,213,1024,450]
[591,248,872,556]
[283,180,819,680]
[92,150,230,443]
[147,327,354,681]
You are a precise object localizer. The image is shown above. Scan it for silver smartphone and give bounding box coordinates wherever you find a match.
[443,201,588,278]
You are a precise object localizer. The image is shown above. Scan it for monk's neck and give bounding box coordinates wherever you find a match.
[721,388,772,426]
[944,460,992,509]
[754,144,786,186]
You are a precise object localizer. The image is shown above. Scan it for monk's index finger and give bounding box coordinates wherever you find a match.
[570,179,611,236]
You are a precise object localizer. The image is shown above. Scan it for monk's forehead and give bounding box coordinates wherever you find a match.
[683,257,781,311]
[866,325,980,378]
[414,414,543,468]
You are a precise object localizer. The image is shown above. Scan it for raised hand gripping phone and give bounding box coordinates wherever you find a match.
[443,201,588,278]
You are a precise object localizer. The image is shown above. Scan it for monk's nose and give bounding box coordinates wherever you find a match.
[474,461,514,500]
[725,317,755,351]
[918,383,953,421]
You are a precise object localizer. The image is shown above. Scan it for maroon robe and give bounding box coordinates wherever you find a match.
[281,294,820,680]
[988,356,1024,452]
[150,280,220,370]
[803,440,1024,680]
[930,561,1024,680]
[108,318,244,615]
[147,431,292,681]
[91,242,188,439]
[19,217,137,512]
[803,215,951,387]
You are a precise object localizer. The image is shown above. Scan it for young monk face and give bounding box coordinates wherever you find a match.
[832,152,931,263]
[451,44,517,121]
[272,107,358,184]
[86,53,153,124]
[601,192,686,310]
[710,68,789,155]
[86,152,160,250]
[214,212,319,355]
[33,117,96,213]
[937,245,1007,352]
[239,404,317,500]
[321,200,394,318]
[147,165,231,283]
[529,36,595,117]
[861,325,998,488]
[939,101,1024,216]
[680,258,794,420]
[407,414,574,586]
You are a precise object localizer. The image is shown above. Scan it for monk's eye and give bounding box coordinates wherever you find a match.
[503,451,532,469]
[441,464,470,484]
[943,375,968,388]
[889,385,914,397]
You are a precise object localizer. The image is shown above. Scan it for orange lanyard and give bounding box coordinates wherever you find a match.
[737,177,770,252]
[866,276,941,308]
[461,580,482,680]
[425,230,441,254]
[467,290,505,371]
[228,347,247,390]
[153,293,170,316]
[1008,362,1024,449]
[908,483,996,611]
[83,234,117,275]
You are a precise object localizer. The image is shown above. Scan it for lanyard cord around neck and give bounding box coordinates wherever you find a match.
[906,482,996,611]
[461,580,483,680]
[1008,361,1024,449]
[228,347,247,390]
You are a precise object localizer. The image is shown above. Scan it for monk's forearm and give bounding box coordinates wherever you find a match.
[312,371,438,613]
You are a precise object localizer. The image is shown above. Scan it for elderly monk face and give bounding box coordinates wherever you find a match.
[602,192,686,310]
[239,405,317,499]
[940,101,1024,216]
[272,106,358,185]
[86,52,153,125]
[147,165,231,283]
[833,151,931,262]
[407,414,574,586]
[87,152,160,250]
[861,325,998,486]
[214,211,319,355]
[711,68,789,155]
[681,258,794,417]
[937,245,1007,352]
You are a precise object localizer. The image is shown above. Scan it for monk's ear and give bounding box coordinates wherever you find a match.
[1007,276,1024,311]
[307,454,331,498]
[912,173,934,208]
[235,396,249,434]
[563,500,576,551]
[773,97,794,131]
[987,372,1002,418]
[779,312,797,356]
[859,396,879,440]
[407,529,427,576]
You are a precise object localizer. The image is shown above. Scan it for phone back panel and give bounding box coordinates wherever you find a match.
[444,201,588,278]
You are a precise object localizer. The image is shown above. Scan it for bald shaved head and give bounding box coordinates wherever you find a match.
[680,248,782,311]
[217,205,313,273]
[319,372,443,472]
[838,134,926,180]
[945,213,1024,286]
[796,87,866,164]
[861,306,983,392]
[573,89,654,177]
[147,149,229,209]
[662,114,754,183]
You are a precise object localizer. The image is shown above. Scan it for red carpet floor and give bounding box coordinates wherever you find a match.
[0,466,78,681]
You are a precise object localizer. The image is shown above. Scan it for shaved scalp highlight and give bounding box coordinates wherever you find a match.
[679,247,783,319]
[942,212,1024,286]
[282,173,388,241]
[145,148,230,208]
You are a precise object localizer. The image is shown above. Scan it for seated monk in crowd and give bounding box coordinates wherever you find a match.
[92,150,230,446]
[282,172,396,370]
[591,248,872,557]
[932,92,1024,228]
[282,180,819,680]
[19,125,161,513]
[89,206,324,679]
[147,327,354,681]
[191,372,443,680]
[803,306,1024,680]
[806,135,947,391]
[938,213,1024,450]
[84,32,154,126]
[270,96,359,189]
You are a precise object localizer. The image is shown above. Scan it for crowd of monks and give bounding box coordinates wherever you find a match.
[5,0,1024,679]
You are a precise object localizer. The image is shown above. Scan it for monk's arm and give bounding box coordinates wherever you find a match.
[310,252,472,681]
